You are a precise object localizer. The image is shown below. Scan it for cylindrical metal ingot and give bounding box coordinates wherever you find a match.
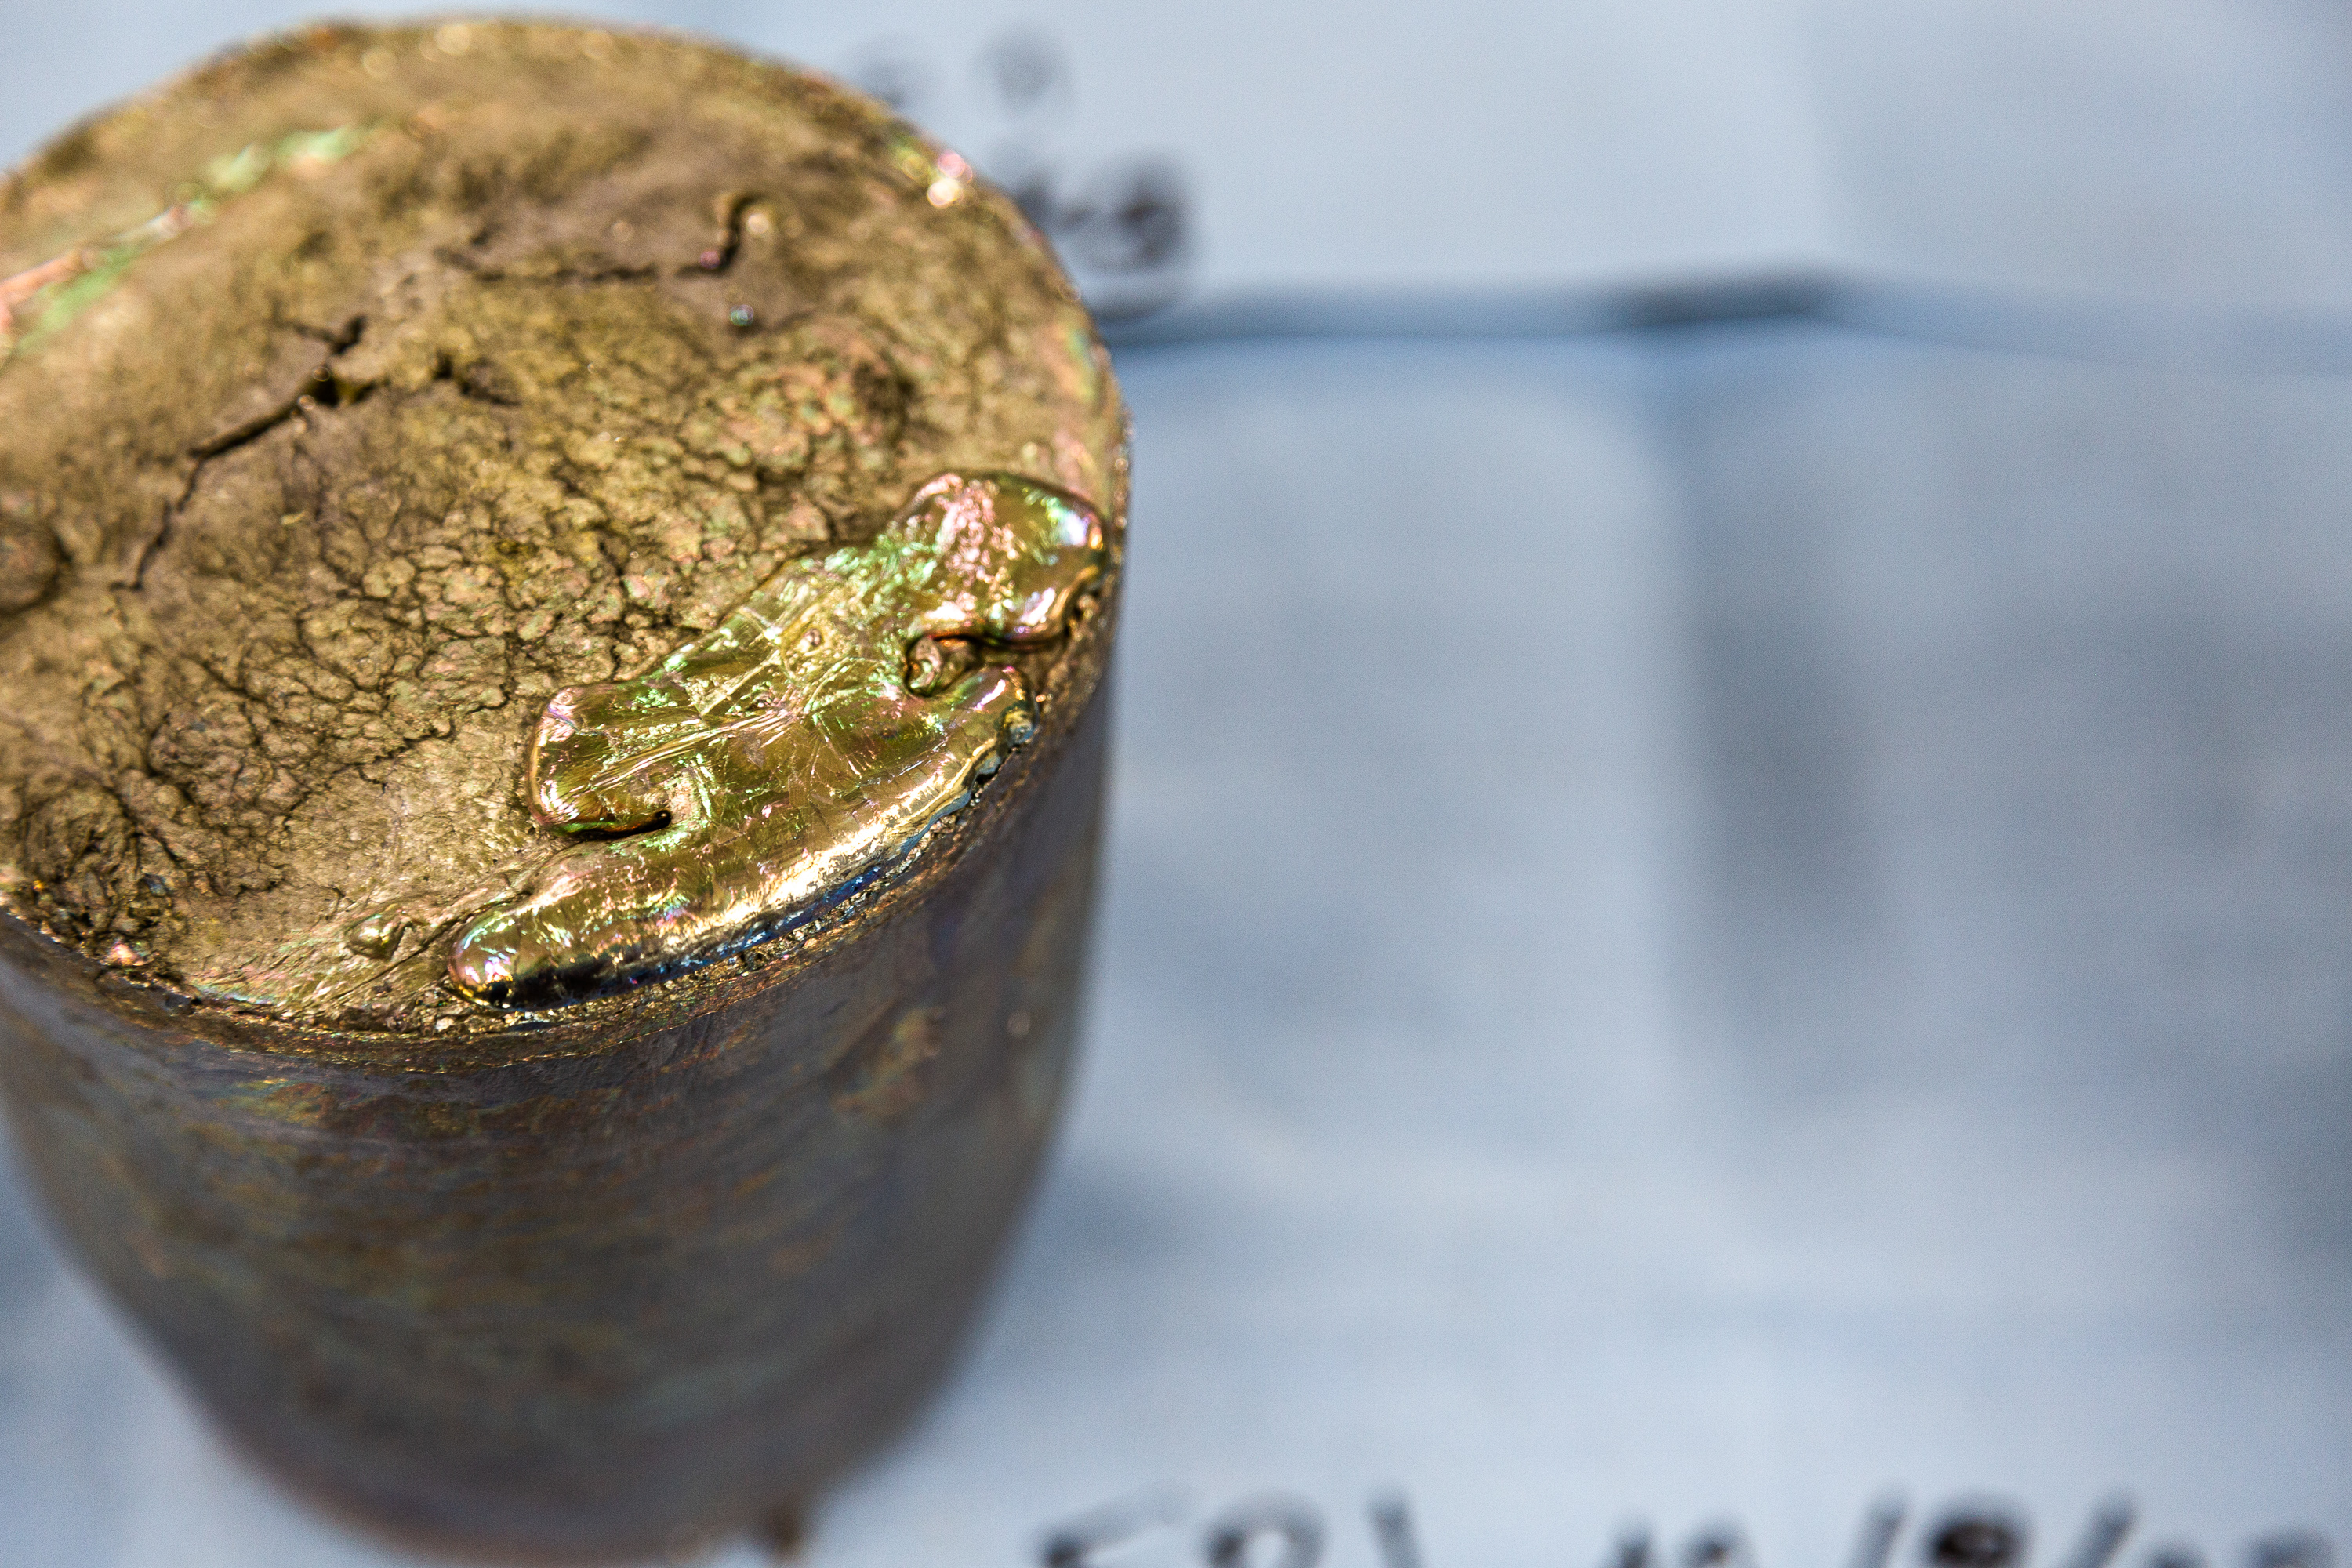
[0,688,1107,1558]
[0,20,1127,1560]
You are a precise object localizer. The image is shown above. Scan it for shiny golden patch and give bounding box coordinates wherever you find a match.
[412,470,1105,1006]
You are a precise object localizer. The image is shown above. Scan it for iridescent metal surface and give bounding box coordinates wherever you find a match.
[0,18,1126,1025]
[400,470,1108,1007]
[0,125,368,362]
[0,23,1126,1559]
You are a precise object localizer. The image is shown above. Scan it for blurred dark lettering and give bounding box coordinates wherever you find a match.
[1204,1496,1325,1568]
[1368,1487,1425,1568]
[1926,1504,2030,1568]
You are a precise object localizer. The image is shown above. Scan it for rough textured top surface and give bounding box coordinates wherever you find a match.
[0,21,1126,1029]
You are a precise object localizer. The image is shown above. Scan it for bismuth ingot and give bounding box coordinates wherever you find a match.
[0,20,1125,1559]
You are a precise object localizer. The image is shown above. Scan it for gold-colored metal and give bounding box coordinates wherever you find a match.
[0,19,1124,1031]
[0,21,1127,1560]
[0,125,370,361]
[369,470,1106,1007]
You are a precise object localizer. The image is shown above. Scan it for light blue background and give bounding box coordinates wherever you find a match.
[3,8,2349,1566]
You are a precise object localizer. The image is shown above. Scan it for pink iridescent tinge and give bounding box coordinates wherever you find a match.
[0,202,205,352]
[0,252,86,338]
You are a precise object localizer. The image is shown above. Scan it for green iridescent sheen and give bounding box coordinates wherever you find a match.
[434,470,1105,1006]
[1,125,375,361]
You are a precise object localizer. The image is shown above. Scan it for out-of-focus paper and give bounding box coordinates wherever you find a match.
[3,5,2350,1564]
[4,325,2350,1567]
